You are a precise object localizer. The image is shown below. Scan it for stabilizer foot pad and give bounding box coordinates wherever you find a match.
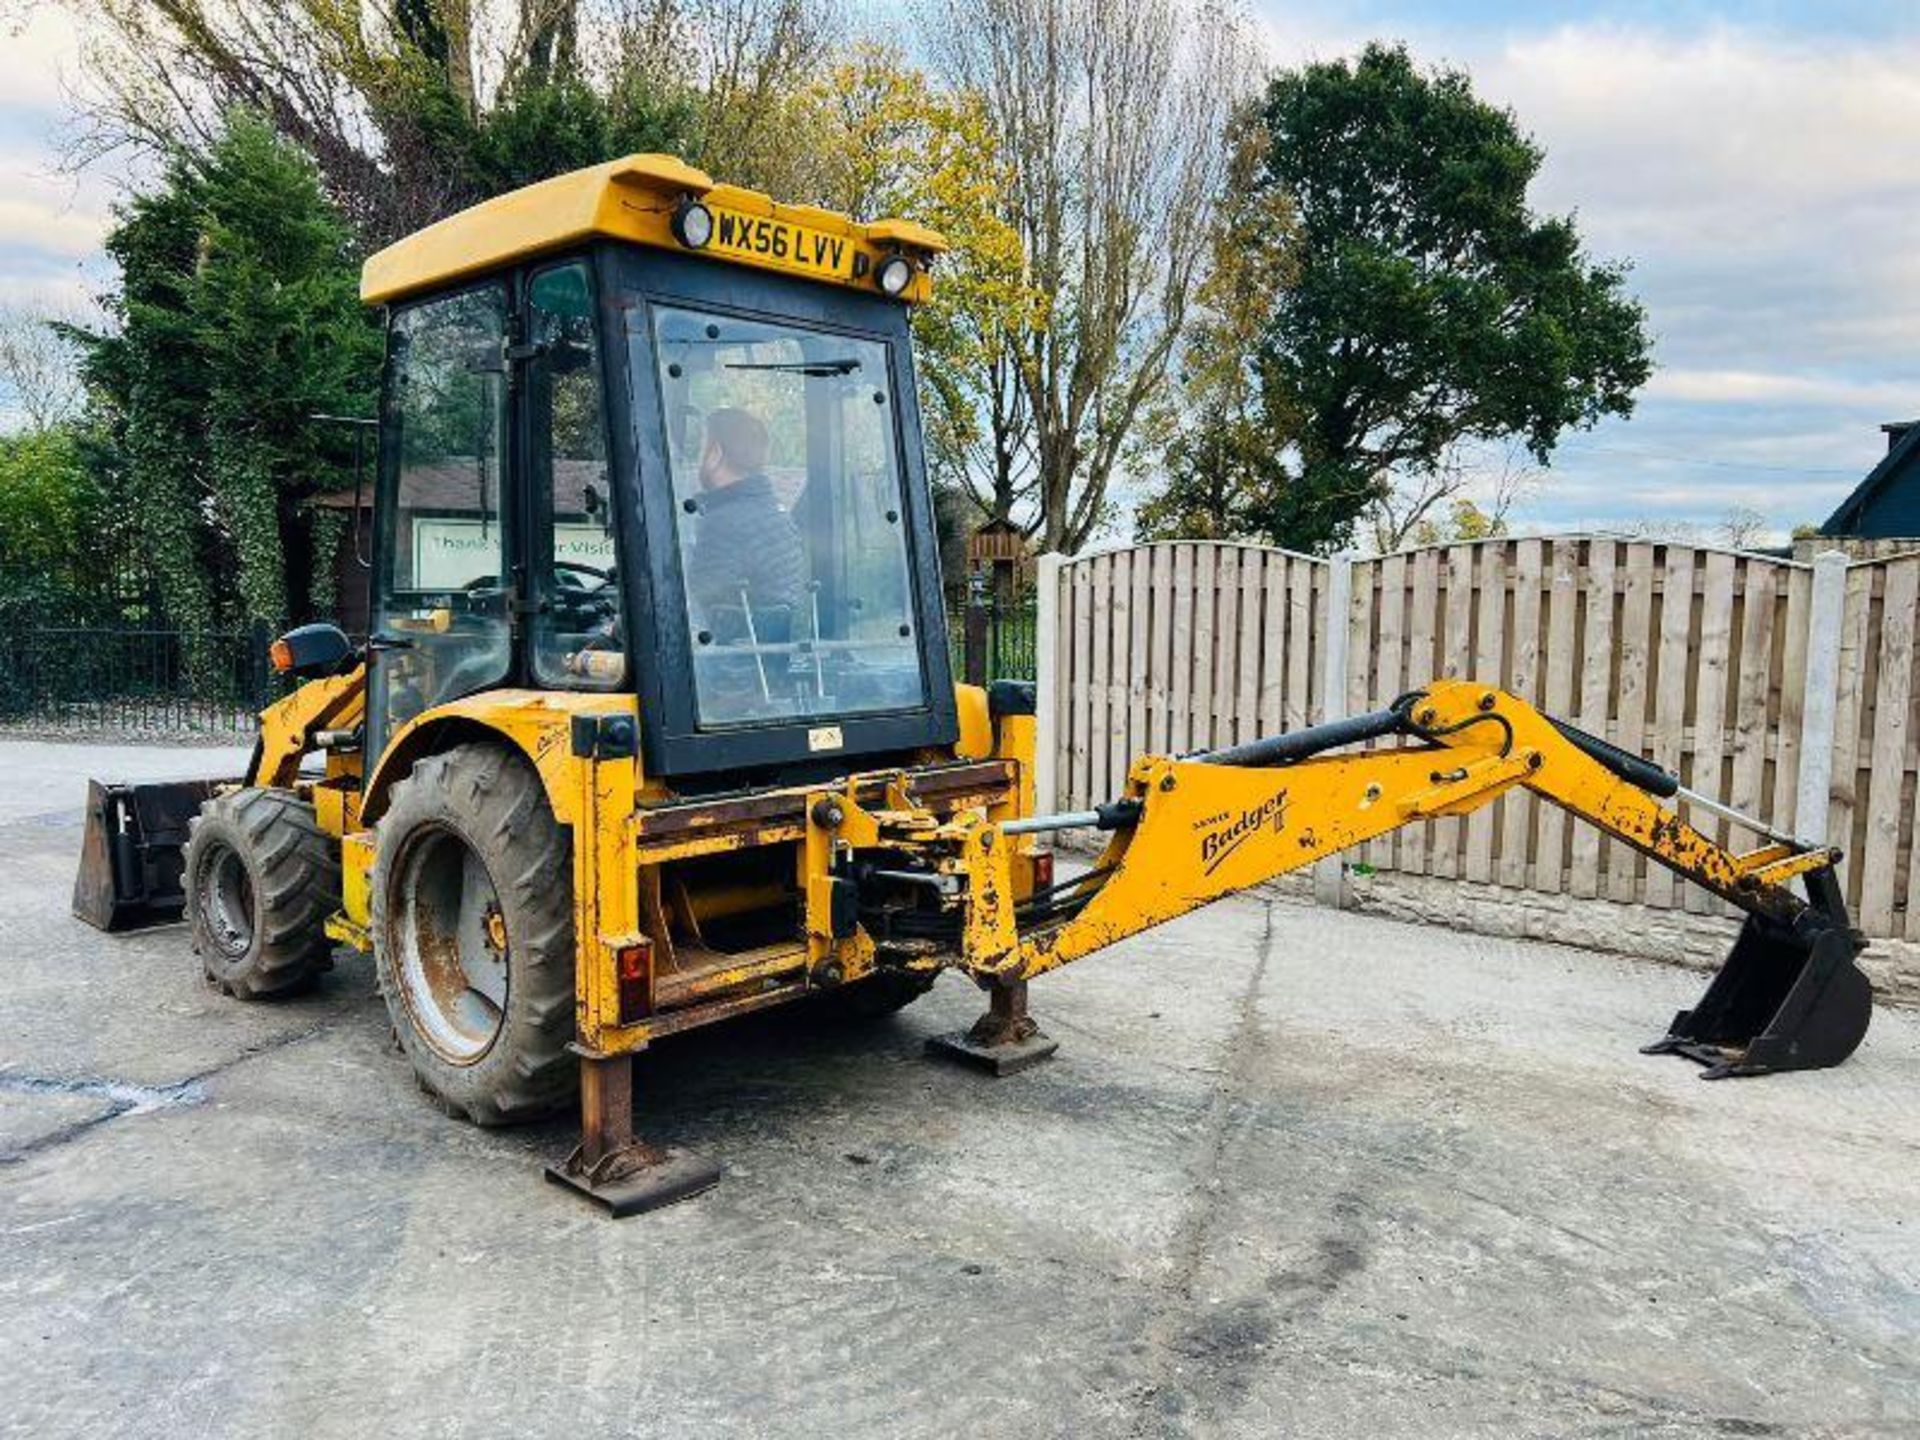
[545,1147,721,1218]
[925,1029,1059,1076]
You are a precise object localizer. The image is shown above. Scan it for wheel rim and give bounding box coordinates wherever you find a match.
[199,844,255,959]
[392,824,510,1064]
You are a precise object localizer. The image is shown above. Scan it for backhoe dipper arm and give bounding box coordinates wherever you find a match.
[953,677,1871,1079]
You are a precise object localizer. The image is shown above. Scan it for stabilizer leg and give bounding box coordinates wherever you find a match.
[926,978,1059,1076]
[545,1053,720,1217]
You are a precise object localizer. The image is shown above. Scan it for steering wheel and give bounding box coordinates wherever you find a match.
[553,560,615,590]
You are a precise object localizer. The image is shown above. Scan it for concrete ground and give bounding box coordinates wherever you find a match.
[2,742,1917,1439]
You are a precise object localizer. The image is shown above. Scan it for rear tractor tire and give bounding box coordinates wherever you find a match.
[371,744,576,1126]
[185,788,340,999]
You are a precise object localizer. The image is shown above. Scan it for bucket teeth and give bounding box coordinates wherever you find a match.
[1643,915,1872,1078]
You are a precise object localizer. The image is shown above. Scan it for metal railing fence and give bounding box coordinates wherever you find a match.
[0,622,284,736]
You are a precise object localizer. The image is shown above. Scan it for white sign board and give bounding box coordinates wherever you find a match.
[412,518,616,589]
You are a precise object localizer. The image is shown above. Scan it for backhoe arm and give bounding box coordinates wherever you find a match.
[956,678,1871,1078]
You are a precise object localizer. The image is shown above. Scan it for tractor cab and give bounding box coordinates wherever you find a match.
[361,155,957,781]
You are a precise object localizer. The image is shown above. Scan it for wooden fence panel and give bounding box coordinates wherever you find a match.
[1570,539,1615,900]
[1256,552,1287,740]
[1644,546,1694,909]
[1609,543,1655,904]
[1128,547,1152,767]
[1402,547,1442,876]
[1367,553,1408,874]
[1461,546,1503,882]
[1235,549,1262,750]
[1729,561,1777,842]
[1828,563,1875,913]
[1772,564,1812,839]
[1290,558,1317,730]
[1147,545,1174,755]
[1212,547,1239,752]
[1857,560,1918,936]
[1500,539,1545,890]
[1076,557,1101,812]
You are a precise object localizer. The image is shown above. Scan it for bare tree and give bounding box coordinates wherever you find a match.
[934,0,1253,553]
[1717,504,1770,552]
[1366,439,1536,553]
[54,0,836,243]
[683,0,838,195]
[0,299,95,434]
[1618,517,1704,543]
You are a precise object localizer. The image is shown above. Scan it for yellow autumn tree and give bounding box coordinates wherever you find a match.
[808,46,1045,527]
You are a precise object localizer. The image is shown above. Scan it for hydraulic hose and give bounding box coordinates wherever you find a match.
[1547,717,1680,798]
[1195,705,1413,768]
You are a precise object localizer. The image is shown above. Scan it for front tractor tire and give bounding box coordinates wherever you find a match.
[372,744,576,1126]
[185,788,340,999]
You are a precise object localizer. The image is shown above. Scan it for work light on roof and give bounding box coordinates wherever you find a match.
[876,255,914,296]
[671,200,714,250]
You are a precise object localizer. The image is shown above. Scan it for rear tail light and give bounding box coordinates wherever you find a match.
[616,938,651,1024]
[1031,850,1055,891]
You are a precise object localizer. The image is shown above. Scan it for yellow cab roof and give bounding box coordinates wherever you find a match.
[360,154,948,306]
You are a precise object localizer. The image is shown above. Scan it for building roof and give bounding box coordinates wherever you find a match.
[1822,420,1920,535]
[360,154,948,307]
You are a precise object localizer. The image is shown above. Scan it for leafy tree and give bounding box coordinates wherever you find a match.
[1136,106,1320,546]
[1407,497,1508,548]
[1247,43,1651,552]
[0,427,109,612]
[465,69,699,199]
[76,113,380,637]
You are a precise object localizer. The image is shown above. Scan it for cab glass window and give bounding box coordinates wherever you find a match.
[374,284,512,735]
[643,303,927,728]
[527,264,622,688]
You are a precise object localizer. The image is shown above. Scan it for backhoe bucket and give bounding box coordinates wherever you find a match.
[1642,910,1872,1079]
[72,778,229,932]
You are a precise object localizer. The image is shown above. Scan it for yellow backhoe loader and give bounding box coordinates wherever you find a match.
[74,155,1873,1217]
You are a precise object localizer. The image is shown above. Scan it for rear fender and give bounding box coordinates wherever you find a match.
[358,690,642,828]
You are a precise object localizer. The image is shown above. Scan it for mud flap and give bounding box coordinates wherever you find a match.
[72,778,232,932]
[1641,909,1873,1079]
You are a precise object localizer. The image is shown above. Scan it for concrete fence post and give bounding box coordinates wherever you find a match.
[1032,552,1065,817]
[1794,549,1850,845]
[1313,552,1356,908]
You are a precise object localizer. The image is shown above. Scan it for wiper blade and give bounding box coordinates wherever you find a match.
[724,359,861,377]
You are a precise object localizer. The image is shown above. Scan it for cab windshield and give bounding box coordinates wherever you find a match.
[642,303,927,728]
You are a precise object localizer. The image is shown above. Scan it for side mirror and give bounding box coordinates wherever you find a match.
[270,622,357,679]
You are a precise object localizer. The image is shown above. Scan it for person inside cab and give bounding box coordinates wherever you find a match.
[684,406,807,631]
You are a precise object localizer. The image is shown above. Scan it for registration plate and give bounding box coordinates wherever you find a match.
[708,208,857,280]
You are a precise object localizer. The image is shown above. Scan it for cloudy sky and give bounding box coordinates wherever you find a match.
[2,1,1916,538]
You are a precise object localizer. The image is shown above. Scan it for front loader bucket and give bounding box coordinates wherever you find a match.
[72,778,230,932]
[1642,911,1872,1079]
